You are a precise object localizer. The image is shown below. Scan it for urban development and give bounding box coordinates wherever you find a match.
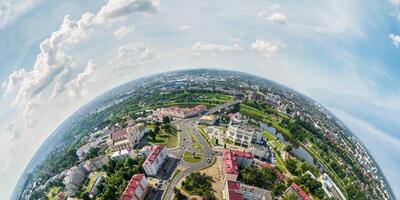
[19,70,393,200]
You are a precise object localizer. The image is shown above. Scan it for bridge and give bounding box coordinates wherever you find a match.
[206,100,242,115]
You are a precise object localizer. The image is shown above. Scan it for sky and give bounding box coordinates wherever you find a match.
[0,0,400,199]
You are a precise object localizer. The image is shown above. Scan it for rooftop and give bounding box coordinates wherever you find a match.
[143,145,165,165]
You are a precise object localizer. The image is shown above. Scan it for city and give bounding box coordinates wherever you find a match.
[18,70,392,200]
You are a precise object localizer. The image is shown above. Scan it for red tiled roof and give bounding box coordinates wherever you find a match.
[231,150,254,159]
[121,174,146,200]
[260,162,274,169]
[111,128,128,139]
[226,180,243,200]
[291,182,310,200]
[222,150,239,175]
[144,145,165,165]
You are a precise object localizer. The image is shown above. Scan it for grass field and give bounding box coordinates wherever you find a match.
[147,128,179,148]
[183,151,203,163]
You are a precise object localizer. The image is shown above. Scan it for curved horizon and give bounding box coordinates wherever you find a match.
[1,0,400,199]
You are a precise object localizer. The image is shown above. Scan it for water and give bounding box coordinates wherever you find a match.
[259,122,316,166]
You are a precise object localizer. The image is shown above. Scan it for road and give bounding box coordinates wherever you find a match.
[162,117,216,200]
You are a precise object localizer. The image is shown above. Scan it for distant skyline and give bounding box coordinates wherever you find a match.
[0,0,400,199]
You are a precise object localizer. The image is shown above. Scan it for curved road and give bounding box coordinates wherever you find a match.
[162,118,216,200]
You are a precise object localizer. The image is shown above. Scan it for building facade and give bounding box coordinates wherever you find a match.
[108,123,147,151]
[142,145,168,176]
[226,124,262,147]
[121,174,149,200]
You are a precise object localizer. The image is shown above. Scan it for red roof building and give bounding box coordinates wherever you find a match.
[142,145,167,176]
[289,182,311,200]
[121,174,148,200]
[221,150,253,181]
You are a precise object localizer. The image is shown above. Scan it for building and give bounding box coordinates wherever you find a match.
[226,124,262,147]
[228,113,247,124]
[221,150,253,181]
[82,155,109,172]
[286,182,310,200]
[63,165,88,195]
[108,123,147,151]
[199,115,218,125]
[155,105,207,119]
[319,173,347,200]
[111,149,133,160]
[142,145,168,176]
[76,140,99,161]
[120,174,149,200]
[224,180,273,200]
[89,176,104,196]
[249,144,271,161]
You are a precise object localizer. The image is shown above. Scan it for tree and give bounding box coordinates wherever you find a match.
[163,116,171,124]
[154,126,160,134]
[149,130,156,141]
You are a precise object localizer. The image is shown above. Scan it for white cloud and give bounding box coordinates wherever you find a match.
[267,13,287,25]
[192,42,243,53]
[97,0,159,21]
[389,34,400,47]
[67,60,96,97]
[251,39,281,58]
[114,25,134,38]
[111,43,154,67]
[0,0,44,29]
[2,0,159,105]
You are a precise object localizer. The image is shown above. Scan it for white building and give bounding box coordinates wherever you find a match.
[111,149,133,160]
[249,144,271,160]
[63,165,87,194]
[121,174,149,200]
[142,145,168,176]
[226,124,262,147]
[319,173,347,200]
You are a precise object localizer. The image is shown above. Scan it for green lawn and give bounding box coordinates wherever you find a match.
[262,130,285,150]
[183,151,203,163]
[147,129,179,148]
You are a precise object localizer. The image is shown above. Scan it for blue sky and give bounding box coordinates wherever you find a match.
[0,0,400,199]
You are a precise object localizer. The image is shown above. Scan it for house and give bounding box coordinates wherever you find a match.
[221,150,253,181]
[142,145,168,176]
[224,180,273,200]
[120,174,149,200]
[226,124,262,147]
